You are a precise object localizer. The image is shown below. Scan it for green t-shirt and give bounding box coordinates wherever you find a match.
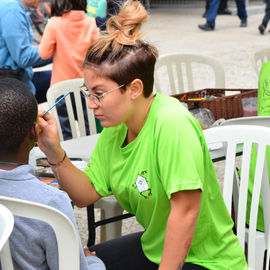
[258,61,270,116]
[246,61,270,231]
[245,145,270,232]
[84,93,247,269]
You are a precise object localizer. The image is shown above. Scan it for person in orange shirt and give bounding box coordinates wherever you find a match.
[39,0,99,139]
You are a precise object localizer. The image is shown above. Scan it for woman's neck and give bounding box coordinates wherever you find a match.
[125,94,154,144]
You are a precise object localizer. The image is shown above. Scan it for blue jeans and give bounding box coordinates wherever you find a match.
[262,0,270,27]
[206,0,247,26]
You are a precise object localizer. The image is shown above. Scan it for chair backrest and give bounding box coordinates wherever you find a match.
[220,115,270,128]
[252,48,270,77]
[0,204,14,270]
[154,52,225,95]
[220,115,270,230]
[46,78,97,141]
[204,125,270,269]
[0,196,80,270]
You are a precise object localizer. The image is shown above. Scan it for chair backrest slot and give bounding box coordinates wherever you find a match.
[46,78,97,141]
[154,53,225,94]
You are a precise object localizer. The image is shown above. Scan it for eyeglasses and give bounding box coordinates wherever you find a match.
[80,83,125,105]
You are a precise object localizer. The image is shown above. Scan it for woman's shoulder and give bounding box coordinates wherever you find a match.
[152,93,190,121]
[149,93,201,133]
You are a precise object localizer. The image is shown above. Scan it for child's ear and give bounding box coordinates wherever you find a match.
[29,123,39,146]
[32,123,39,143]
[129,79,143,99]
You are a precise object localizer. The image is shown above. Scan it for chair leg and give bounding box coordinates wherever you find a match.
[99,206,123,243]
[256,234,266,270]
[256,246,266,270]
[93,197,125,243]
[87,205,96,246]
[245,230,266,270]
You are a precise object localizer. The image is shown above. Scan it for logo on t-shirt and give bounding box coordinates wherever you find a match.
[132,170,152,199]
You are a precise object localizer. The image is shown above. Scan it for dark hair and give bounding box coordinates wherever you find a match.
[0,78,37,155]
[84,0,158,97]
[50,0,87,16]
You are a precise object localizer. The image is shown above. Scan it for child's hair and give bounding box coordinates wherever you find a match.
[50,0,87,16]
[0,78,37,155]
[84,0,158,97]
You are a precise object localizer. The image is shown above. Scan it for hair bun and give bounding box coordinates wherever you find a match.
[106,0,148,45]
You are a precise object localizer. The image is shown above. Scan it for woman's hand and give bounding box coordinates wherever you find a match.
[83,246,97,257]
[37,110,63,162]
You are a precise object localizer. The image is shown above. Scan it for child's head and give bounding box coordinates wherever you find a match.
[50,0,87,16]
[0,78,38,155]
[83,0,158,97]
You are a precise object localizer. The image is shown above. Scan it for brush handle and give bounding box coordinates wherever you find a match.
[42,91,71,116]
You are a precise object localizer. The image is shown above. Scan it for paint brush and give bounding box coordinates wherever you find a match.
[42,91,71,116]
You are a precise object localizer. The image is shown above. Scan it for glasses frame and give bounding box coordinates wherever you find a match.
[80,83,125,105]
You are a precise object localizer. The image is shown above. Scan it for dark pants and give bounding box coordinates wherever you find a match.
[262,0,270,27]
[32,70,51,104]
[89,232,207,270]
[207,0,247,27]
[205,0,228,13]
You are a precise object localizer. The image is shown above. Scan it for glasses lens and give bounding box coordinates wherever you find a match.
[89,95,102,106]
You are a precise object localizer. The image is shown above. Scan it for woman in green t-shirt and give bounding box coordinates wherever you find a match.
[38,1,247,269]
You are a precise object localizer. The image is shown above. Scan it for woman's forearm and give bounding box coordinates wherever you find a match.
[48,148,101,207]
[159,190,201,270]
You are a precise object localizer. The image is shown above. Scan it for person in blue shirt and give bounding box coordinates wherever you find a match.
[0,0,52,103]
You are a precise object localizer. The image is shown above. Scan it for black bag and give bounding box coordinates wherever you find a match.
[0,68,20,80]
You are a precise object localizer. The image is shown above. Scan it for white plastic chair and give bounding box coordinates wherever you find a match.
[220,116,270,270]
[154,52,225,95]
[220,115,270,128]
[204,125,270,270]
[46,78,97,141]
[252,48,270,77]
[0,204,14,270]
[265,227,270,270]
[0,195,80,270]
[46,78,125,243]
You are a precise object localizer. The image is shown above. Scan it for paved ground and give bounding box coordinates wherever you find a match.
[145,3,269,89]
[37,3,269,245]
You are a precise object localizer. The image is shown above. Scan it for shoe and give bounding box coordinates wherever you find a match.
[198,23,214,31]
[258,24,265,34]
[218,8,232,15]
[240,19,247,27]
[202,11,207,18]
